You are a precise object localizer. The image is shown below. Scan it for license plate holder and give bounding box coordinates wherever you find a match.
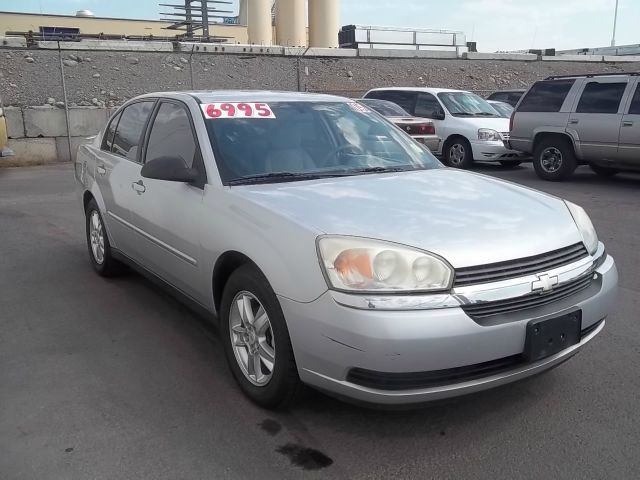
[524,311,582,362]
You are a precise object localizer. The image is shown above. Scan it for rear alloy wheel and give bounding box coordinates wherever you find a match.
[85,199,124,277]
[590,164,619,177]
[532,137,577,181]
[220,265,301,409]
[445,138,473,169]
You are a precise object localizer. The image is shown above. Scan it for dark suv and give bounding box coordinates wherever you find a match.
[509,73,640,181]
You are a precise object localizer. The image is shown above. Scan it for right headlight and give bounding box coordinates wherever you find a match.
[477,129,502,141]
[317,236,454,293]
[565,201,598,255]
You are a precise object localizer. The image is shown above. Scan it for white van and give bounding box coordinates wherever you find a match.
[364,87,528,169]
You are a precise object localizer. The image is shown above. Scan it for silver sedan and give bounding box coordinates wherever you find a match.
[75,91,617,408]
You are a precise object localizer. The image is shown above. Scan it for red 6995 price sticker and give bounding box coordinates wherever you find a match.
[201,102,276,119]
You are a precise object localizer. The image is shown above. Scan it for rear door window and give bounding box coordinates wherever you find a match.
[576,82,627,114]
[102,111,122,152]
[366,90,417,114]
[111,101,155,162]
[626,84,640,115]
[518,80,575,112]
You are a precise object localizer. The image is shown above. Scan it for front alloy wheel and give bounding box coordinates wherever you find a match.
[220,265,301,409]
[229,292,276,386]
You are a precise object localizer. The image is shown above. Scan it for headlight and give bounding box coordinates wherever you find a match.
[317,236,453,293]
[565,201,598,255]
[477,129,502,141]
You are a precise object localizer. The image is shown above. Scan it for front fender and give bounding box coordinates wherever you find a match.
[201,188,328,305]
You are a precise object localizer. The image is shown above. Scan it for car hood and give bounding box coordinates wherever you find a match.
[455,116,510,132]
[230,169,582,268]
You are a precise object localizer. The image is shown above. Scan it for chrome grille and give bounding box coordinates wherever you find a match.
[461,274,594,319]
[454,243,589,287]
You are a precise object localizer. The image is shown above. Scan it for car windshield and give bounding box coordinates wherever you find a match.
[204,101,441,185]
[488,101,514,118]
[358,99,410,117]
[437,92,500,117]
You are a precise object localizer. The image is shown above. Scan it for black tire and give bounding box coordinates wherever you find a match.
[85,199,124,277]
[590,164,619,177]
[532,137,577,181]
[499,160,523,168]
[444,137,474,169]
[220,265,301,409]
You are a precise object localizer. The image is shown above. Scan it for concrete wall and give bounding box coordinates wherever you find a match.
[2,40,640,165]
[4,106,111,164]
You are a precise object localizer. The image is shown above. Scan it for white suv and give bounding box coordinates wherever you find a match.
[364,87,528,169]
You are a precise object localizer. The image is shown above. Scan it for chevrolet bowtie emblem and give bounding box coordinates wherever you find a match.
[532,273,559,293]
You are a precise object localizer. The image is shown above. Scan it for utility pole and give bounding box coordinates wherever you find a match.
[610,0,619,47]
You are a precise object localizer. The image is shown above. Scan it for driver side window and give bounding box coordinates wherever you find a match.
[146,102,198,168]
[415,93,443,119]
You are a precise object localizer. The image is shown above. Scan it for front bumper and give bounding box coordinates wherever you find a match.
[280,252,617,405]
[470,139,530,162]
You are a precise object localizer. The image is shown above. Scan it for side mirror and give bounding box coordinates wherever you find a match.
[141,156,199,183]
[432,109,446,121]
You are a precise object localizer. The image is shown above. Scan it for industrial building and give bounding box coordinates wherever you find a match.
[0,0,341,48]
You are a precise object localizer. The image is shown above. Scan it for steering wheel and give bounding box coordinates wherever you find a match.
[321,144,367,168]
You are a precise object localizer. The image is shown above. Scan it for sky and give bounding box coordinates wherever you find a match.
[1,0,637,52]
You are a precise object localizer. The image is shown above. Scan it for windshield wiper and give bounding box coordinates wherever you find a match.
[346,166,415,175]
[228,171,352,186]
[452,112,475,116]
[475,112,499,116]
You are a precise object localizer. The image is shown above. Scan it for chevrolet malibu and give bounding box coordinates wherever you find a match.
[75,91,617,409]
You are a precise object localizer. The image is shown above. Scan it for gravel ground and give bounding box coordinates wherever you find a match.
[2,47,639,106]
[1,163,639,480]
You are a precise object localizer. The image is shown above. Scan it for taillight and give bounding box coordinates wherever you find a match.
[424,124,435,135]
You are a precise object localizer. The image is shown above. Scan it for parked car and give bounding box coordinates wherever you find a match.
[509,73,640,181]
[364,87,528,169]
[76,91,617,408]
[487,100,515,118]
[487,89,526,107]
[356,98,441,152]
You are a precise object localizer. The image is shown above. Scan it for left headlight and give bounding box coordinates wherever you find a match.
[565,201,598,255]
[317,236,454,293]
[477,129,502,141]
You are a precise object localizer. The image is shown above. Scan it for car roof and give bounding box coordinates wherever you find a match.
[367,87,471,95]
[489,89,526,94]
[133,90,350,104]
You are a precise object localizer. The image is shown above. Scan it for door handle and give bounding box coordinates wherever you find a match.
[622,121,634,127]
[569,119,579,125]
[132,180,146,195]
[97,165,107,175]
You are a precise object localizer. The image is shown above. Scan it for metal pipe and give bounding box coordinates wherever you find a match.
[57,41,73,163]
[611,0,619,47]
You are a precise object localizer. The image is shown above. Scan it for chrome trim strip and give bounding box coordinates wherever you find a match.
[331,243,606,311]
[107,211,198,266]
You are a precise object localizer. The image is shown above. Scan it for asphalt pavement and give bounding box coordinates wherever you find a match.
[1,163,639,480]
